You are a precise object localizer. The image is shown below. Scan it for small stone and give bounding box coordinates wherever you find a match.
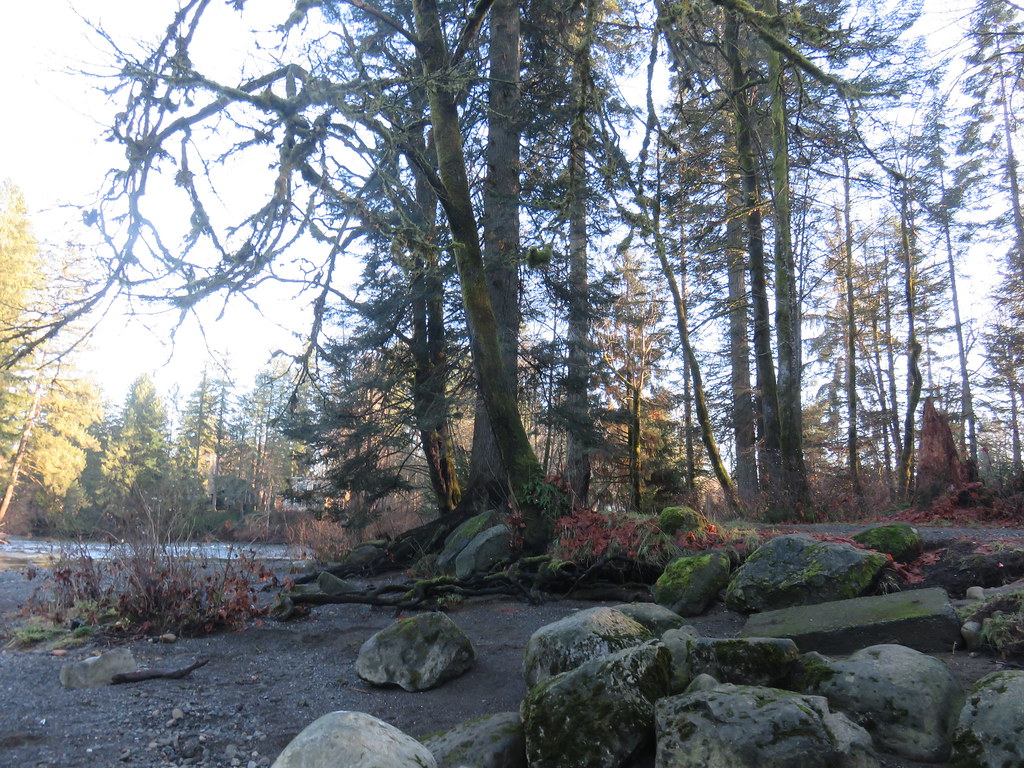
[51,649,69,657]
[965,586,986,601]
[147,742,158,750]
[225,743,237,758]
[961,620,984,650]
[160,633,178,643]
[172,708,185,720]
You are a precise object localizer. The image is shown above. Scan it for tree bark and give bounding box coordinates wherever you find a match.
[726,165,758,502]
[915,396,969,506]
[0,379,43,526]
[767,30,810,513]
[896,183,923,502]
[563,0,597,509]
[412,0,550,551]
[841,154,861,495]
[467,0,523,509]
[727,11,784,510]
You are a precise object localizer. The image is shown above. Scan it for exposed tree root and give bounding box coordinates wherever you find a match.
[271,555,654,620]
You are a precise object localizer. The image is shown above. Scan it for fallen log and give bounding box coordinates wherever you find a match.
[111,657,210,684]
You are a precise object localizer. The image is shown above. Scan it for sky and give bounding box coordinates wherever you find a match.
[0,0,1003,409]
[0,0,321,407]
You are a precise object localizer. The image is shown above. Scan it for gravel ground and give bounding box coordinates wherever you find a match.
[0,527,1022,768]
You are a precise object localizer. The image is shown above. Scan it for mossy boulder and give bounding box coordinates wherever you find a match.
[725,534,889,614]
[799,644,963,762]
[421,711,525,768]
[522,606,654,686]
[610,602,689,636]
[852,523,923,563]
[454,524,512,580]
[521,642,670,768]
[687,636,800,688]
[951,670,1024,768]
[658,506,709,536]
[356,612,476,692]
[653,551,732,616]
[654,683,878,767]
[438,511,504,574]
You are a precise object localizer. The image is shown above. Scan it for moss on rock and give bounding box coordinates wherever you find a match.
[658,506,709,536]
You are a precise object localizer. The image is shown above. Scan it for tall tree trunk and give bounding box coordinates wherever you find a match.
[467,0,523,509]
[996,37,1024,264]
[841,155,861,494]
[727,11,784,510]
[937,164,977,466]
[563,0,597,509]
[726,167,758,502]
[0,379,43,526]
[766,8,810,513]
[896,183,923,502]
[1011,379,1023,475]
[412,0,550,551]
[410,128,461,515]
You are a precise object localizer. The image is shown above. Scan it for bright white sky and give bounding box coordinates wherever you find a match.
[0,0,320,407]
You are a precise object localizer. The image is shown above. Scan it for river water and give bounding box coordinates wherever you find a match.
[0,536,292,571]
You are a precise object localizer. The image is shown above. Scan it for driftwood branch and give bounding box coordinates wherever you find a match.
[111,657,210,684]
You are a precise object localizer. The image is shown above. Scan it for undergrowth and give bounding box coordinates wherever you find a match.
[23,541,278,640]
[963,589,1024,658]
[549,507,766,569]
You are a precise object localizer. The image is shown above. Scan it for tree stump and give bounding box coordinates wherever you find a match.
[915,397,969,505]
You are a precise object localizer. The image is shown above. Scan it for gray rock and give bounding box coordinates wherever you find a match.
[851,523,923,562]
[654,683,878,768]
[952,670,1024,768]
[687,636,800,687]
[660,626,702,693]
[523,606,654,686]
[653,551,732,617]
[960,620,984,650]
[725,534,889,614]
[422,711,525,768]
[740,587,963,654]
[454,524,511,580]
[271,711,436,768]
[338,542,386,570]
[356,612,476,692]
[521,642,670,768]
[438,511,504,574]
[798,644,963,762]
[316,571,359,595]
[59,648,137,689]
[611,602,689,635]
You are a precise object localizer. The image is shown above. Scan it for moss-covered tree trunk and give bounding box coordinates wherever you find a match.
[412,0,551,551]
[467,0,522,509]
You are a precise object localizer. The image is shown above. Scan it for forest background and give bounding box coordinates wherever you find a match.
[1,0,1022,552]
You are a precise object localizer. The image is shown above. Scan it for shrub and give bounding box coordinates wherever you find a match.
[28,541,277,638]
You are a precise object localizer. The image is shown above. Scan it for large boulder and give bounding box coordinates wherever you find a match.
[611,602,689,636]
[271,711,436,768]
[438,511,503,574]
[687,636,800,688]
[725,534,890,614]
[851,523,923,563]
[521,642,670,768]
[797,644,963,762]
[454,524,512,580]
[658,506,709,536]
[356,612,476,692]
[653,551,732,617]
[951,670,1024,768]
[740,587,963,655]
[59,648,137,689]
[654,683,878,768]
[421,711,525,768]
[660,626,702,694]
[523,606,654,686]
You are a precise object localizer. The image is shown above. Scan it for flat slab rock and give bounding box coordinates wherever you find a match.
[739,587,962,655]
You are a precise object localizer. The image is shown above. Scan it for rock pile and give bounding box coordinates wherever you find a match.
[268,524,1024,767]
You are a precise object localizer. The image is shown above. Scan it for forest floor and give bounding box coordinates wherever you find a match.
[0,523,1023,768]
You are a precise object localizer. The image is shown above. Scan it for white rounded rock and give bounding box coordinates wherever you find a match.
[271,711,436,768]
